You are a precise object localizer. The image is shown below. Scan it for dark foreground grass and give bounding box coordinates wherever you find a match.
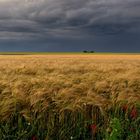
[0,102,140,140]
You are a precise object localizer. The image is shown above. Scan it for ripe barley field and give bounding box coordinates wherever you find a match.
[0,54,140,140]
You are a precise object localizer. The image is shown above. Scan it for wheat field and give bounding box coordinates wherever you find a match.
[0,54,140,140]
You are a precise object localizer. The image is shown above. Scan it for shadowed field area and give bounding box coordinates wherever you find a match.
[0,54,140,140]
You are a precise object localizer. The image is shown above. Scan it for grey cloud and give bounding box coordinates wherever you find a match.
[0,0,140,52]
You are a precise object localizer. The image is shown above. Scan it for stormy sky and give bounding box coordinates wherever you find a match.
[0,0,140,52]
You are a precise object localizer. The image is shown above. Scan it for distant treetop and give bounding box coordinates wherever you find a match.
[83,50,95,53]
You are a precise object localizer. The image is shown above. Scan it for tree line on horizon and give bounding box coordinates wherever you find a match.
[83,50,95,53]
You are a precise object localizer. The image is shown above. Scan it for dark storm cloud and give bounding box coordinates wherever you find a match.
[0,0,140,52]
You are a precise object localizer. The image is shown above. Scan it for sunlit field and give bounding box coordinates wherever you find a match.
[0,54,140,140]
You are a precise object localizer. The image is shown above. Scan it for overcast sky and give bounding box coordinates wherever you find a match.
[0,0,140,52]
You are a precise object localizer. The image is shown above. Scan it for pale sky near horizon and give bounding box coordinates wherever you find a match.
[0,0,140,52]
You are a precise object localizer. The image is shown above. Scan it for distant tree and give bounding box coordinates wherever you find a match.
[83,50,88,53]
[90,51,95,53]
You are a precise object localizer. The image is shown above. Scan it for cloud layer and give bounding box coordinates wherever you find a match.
[0,0,140,51]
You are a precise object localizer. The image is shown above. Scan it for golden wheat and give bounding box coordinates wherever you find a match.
[0,54,140,121]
